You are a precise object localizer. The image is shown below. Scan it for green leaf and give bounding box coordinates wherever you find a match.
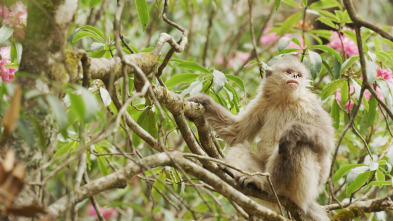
[278,37,291,52]
[46,95,68,132]
[80,87,100,122]
[366,181,391,188]
[0,25,14,44]
[89,0,103,7]
[212,70,226,93]
[340,82,349,106]
[341,55,359,73]
[275,0,282,10]
[89,49,106,58]
[321,79,345,100]
[317,17,336,29]
[302,0,307,6]
[333,164,364,183]
[178,61,210,74]
[10,43,17,63]
[54,141,77,158]
[226,74,245,92]
[278,13,302,35]
[308,51,322,80]
[69,87,100,123]
[322,60,334,79]
[140,46,154,52]
[72,31,104,44]
[333,58,341,79]
[310,0,341,9]
[79,25,106,42]
[99,87,112,107]
[291,37,302,47]
[165,73,200,88]
[376,170,385,182]
[366,59,377,84]
[135,0,149,31]
[97,156,109,176]
[346,171,371,195]
[365,96,377,127]
[181,81,203,97]
[331,99,340,129]
[311,45,342,64]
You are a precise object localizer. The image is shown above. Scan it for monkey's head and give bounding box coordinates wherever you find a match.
[264,55,310,94]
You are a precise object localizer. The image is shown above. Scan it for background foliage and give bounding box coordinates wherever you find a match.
[1,0,393,220]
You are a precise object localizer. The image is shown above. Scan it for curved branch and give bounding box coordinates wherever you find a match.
[343,0,393,42]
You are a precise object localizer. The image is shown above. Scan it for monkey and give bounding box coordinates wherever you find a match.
[186,55,334,221]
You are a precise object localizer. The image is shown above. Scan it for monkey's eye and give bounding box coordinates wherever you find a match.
[297,73,302,78]
[286,70,292,75]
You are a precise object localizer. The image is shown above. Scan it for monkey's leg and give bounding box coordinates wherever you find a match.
[267,145,320,209]
[224,143,266,190]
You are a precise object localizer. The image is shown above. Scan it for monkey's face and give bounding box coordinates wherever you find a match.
[283,69,303,89]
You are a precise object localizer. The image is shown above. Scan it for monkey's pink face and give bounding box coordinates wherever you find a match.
[283,69,303,89]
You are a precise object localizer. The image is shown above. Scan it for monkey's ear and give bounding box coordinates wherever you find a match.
[265,68,273,78]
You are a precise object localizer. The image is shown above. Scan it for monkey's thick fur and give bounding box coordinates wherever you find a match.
[187,56,334,221]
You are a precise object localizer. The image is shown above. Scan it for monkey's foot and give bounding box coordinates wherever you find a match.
[236,174,264,191]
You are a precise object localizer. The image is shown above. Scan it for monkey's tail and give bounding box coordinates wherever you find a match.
[307,202,330,221]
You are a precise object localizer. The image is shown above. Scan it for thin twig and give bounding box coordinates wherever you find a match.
[120,34,136,54]
[202,3,215,66]
[247,0,263,78]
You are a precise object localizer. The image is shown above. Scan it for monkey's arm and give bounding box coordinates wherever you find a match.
[186,94,238,144]
[187,94,264,145]
[278,120,334,155]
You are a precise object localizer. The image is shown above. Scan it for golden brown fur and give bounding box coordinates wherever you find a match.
[187,56,334,221]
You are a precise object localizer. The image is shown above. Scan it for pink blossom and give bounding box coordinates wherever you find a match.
[377,68,393,84]
[286,36,304,50]
[0,47,17,83]
[216,52,250,68]
[260,27,280,46]
[235,52,250,62]
[0,46,11,60]
[364,87,384,102]
[328,28,358,57]
[4,1,27,38]
[0,5,9,19]
[89,204,116,220]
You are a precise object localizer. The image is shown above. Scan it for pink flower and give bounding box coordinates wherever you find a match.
[328,28,358,57]
[364,87,384,102]
[217,52,250,68]
[0,46,11,60]
[286,36,304,50]
[0,5,9,19]
[260,27,280,46]
[377,68,393,84]
[89,204,116,220]
[4,1,27,38]
[235,52,250,62]
[0,46,17,83]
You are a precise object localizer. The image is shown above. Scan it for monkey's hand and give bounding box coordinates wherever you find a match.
[186,94,214,107]
[279,123,308,156]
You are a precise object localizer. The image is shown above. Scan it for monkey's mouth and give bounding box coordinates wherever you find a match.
[286,80,299,87]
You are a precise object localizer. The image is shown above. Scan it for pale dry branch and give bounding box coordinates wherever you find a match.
[46,152,288,220]
[152,33,188,54]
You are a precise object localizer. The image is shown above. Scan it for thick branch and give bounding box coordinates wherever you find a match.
[330,193,393,220]
[46,152,288,220]
[89,52,160,82]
